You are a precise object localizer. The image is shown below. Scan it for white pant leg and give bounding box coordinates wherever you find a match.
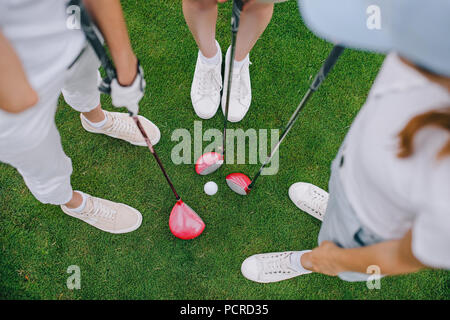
[62,44,102,113]
[0,45,101,205]
[0,76,63,155]
[1,123,73,205]
[0,77,73,205]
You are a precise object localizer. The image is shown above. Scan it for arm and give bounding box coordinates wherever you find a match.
[82,0,137,86]
[302,230,428,276]
[0,31,38,113]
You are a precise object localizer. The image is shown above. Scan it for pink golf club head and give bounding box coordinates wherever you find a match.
[169,200,205,240]
[195,152,224,176]
[226,173,252,195]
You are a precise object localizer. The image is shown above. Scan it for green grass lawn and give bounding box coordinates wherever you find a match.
[1,0,449,300]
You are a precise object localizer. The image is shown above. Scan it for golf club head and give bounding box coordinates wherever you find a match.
[226,173,252,195]
[169,200,205,240]
[195,152,224,176]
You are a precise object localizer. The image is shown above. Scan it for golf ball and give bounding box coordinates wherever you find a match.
[204,181,218,196]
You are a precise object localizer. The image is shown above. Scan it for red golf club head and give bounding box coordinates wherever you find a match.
[195,152,224,176]
[169,200,205,240]
[226,173,252,195]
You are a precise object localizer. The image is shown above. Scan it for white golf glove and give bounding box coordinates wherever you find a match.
[110,62,146,116]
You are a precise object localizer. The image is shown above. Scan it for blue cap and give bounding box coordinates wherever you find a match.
[298,0,450,77]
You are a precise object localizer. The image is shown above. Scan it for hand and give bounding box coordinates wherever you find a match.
[300,241,345,276]
[111,61,146,116]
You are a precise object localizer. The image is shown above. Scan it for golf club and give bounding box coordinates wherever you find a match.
[226,45,345,195]
[195,0,244,175]
[71,0,205,239]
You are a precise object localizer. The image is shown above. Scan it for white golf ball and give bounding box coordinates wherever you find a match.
[204,181,218,196]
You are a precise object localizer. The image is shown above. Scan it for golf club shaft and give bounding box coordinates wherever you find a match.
[222,0,244,155]
[248,45,345,189]
[75,0,181,201]
[133,117,181,200]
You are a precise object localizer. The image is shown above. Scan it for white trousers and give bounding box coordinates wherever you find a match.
[0,44,101,205]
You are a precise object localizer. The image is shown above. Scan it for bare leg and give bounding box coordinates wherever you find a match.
[82,104,106,123]
[235,2,274,61]
[182,0,219,58]
[65,191,83,209]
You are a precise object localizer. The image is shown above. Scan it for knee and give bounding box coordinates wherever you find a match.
[183,0,217,11]
[242,2,274,21]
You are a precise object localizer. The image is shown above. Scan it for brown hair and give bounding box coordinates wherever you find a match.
[398,107,450,159]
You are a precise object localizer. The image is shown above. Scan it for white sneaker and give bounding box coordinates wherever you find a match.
[241,251,312,283]
[61,193,142,234]
[191,43,223,119]
[81,111,161,147]
[221,46,252,122]
[288,182,329,221]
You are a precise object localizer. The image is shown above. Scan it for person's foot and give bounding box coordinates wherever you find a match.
[289,182,329,221]
[81,111,161,146]
[191,41,222,119]
[241,251,312,283]
[221,46,252,123]
[61,192,142,234]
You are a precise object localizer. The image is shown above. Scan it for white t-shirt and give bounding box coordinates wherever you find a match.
[0,0,86,154]
[0,0,85,92]
[340,53,450,269]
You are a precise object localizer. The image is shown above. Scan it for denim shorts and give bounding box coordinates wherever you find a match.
[318,145,385,282]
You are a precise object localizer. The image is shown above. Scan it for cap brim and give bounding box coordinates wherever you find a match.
[298,0,392,53]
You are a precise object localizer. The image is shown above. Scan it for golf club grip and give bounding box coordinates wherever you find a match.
[310,45,345,91]
[232,0,244,32]
[70,0,116,94]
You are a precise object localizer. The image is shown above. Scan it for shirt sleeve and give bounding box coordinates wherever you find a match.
[409,129,450,269]
[0,0,9,28]
[412,203,450,269]
[0,3,5,27]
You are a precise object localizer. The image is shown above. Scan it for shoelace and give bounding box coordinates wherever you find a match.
[197,66,222,96]
[263,253,295,275]
[230,73,248,102]
[303,187,327,217]
[228,60,251,102]
[89,198,116,220]
[107,113,137,139]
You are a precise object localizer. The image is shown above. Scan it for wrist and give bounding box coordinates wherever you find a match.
[332,247,349,273]
[115,52,138,86]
